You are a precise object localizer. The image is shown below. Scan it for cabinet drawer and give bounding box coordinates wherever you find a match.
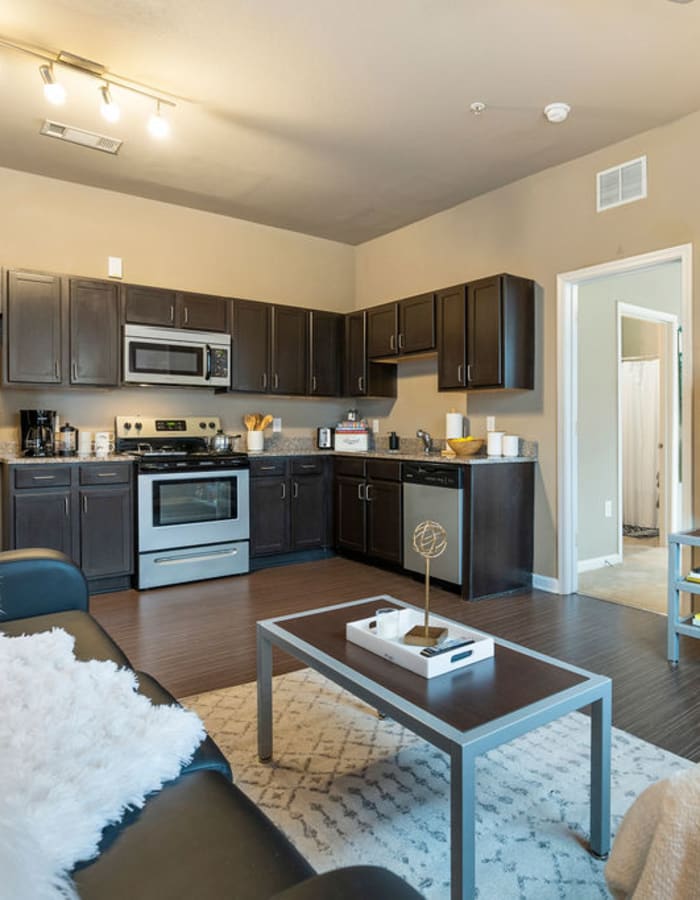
[290,457,323,476]
[80,464,131,485]
[250,458,287,478]
[14,466,72,488]
[367,459,401,482]
[334,456,366,478]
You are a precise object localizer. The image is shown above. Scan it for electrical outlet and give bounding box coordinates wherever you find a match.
[486,416,495,432]
[272,417,282,432]
[372,419,379,434]
[604,500,612,518]
[107,256,123,279]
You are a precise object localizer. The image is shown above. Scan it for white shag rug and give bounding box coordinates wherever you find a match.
[186,668,693,900]
[0,628,206,900]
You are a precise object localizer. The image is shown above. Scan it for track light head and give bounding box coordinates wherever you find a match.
[100,84,120,123]
[147,101,170,139]
[39,64,66,105]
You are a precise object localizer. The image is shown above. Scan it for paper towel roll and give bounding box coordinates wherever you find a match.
[445,412,464,439]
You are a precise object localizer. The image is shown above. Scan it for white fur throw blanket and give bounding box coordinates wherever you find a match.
[606,762,700,899]
[0,628,206,900]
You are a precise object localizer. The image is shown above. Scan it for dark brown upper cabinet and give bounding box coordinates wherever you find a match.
[437,275,534,391]
[5,270,63,384]
[69,279,119,386]
[231,300,308,395]
[309,310,343,396]
[344,310,397,398]
[124,284,228,332]
[367,293,435,359]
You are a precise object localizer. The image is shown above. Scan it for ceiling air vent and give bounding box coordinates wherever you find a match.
[596,156,647,212]
[40,120,122,155]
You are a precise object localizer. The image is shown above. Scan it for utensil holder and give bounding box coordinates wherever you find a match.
[247,431,264,452]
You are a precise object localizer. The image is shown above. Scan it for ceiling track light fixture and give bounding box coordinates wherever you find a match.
[543,102,571,124]
[1,34,175,138]
[39,64,66,105]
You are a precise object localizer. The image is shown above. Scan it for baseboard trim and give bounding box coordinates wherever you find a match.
[578,553,622,574]
[532,573,561,594]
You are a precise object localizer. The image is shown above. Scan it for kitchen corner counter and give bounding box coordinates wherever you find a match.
[0,454,136,464]
[246,449,534,465]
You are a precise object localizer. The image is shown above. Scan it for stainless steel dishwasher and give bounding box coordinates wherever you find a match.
[402,462,463,585]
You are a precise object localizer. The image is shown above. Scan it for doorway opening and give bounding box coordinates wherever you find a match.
[557,244,693,603]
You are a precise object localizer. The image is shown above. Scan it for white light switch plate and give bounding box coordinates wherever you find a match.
[272,417,282,432]
[372,419,379,433]
[486,416,495,432]
[108,256,123,279]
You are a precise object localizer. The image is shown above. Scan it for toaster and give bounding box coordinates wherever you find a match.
[316,426,334,449]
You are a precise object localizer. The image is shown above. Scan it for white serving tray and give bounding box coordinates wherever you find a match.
[346,608,494,679]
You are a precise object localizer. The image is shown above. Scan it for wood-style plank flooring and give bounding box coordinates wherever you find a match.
[90,557,700,761]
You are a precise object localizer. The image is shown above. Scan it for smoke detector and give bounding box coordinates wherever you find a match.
[543,102,571,124]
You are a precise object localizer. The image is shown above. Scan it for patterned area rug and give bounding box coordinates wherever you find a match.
[185,669,691,899]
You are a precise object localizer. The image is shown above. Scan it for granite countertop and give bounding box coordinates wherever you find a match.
[0,454,136,465]
[247,449,533,465]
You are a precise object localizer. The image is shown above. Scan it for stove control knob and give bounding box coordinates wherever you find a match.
[134,422,142,431]
[209,421,216,429]
[123,422,132,431]
[199,421,207,429]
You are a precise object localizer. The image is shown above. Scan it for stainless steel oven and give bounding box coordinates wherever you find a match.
[123,324,231,387]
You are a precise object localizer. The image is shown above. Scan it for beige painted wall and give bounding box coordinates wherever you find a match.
[354,110,700,579]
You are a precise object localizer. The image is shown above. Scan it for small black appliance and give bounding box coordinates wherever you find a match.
[20,409,56,457]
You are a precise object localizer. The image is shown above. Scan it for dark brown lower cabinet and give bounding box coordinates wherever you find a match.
[250,457,330,558]
[334,457,403,565]
[1,462,134,593]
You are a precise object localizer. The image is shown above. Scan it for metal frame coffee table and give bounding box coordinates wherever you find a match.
[257,596,611,900]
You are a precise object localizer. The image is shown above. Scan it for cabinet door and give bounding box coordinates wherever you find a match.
[69,279,119,385]
[271,305,308,395]
[178,293,228,332]
[232,299,270,392]
[290,474,326,550]
[79,486,133,577]
[335,475,366,552]
[309,310,342,396]
[6,270,63,384]
[367,303,397,358]
[13,490,75,559]
[367,479,403,564]
[250,476,290,556]
[344,311,367,396]
[467,277,502,388]
[124,285,178,327]
[437,284,467,390]
[399,293,435,354]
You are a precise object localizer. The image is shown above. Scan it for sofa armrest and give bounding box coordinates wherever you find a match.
[0,549,89,621]
[269,866,424,900]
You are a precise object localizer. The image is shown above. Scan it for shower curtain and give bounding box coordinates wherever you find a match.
[621,358,660,529]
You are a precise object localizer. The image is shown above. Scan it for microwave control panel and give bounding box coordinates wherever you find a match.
[211,348,229,378]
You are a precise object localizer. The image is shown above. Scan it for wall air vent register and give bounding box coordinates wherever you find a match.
[597,155,647,212]
[40,120,122,155]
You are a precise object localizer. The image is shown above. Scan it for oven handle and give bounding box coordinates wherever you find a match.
[205,344,212,381]
[153,547,239,565]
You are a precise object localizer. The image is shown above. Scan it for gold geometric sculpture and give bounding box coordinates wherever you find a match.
[404,520,448,647]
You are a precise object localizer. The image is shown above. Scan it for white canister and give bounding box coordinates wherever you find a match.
[78,431,93,456]
[487,431,505,456]
[502,435,519,457]
[247,431,264,452]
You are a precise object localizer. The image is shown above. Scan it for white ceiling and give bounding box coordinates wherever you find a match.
[2,1,700,244]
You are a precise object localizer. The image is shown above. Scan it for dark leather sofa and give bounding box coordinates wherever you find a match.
[0,549,423,900]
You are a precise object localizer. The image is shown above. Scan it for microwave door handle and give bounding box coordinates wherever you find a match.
[205,345,212,381]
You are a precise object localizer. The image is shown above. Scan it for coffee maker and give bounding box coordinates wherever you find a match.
[20,409,56,457]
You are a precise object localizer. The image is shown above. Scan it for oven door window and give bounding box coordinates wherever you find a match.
[129,341,204,378]
[152,477,238,526]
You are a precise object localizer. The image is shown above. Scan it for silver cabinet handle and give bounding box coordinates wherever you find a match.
[457,363,464,384]
[280,482,286,500]
[300,463,316,469]
[97,472,118,477]
[389,334,395,351]
[54,360,60,379]
[358,375,365,392]
[292,481,299,499]
[32,474,56,481]
[64,496,69,517]
[273,373,279,389]
[183,306,189,325]
[366,483,373,502]
[169,304,175,322]
[82,495,88,514]
[260,465,276,471]
[261,372,268,389]
[357,482,365,501]
[71,361,78,381]
[311,374,317,393]
[398,333,405,350]
[467,364,472,382]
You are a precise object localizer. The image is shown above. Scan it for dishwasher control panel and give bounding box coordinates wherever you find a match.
[402,462,463,489]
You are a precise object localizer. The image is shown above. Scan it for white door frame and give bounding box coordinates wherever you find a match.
[617,303,679,550]
[557,243,693,595]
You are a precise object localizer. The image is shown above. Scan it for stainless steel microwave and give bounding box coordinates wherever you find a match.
[123,324,231,387]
